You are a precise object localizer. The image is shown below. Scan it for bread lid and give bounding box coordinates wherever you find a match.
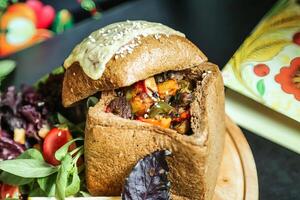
[62,20,207,107]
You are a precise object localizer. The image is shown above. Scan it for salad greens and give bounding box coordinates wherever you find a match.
[0,138,84,199]
[0,159,58,178]
[0,65,173,200]
[0,68,99,199]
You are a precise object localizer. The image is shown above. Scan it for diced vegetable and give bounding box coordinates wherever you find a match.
[38,124,50,138]
[174,120,190,135]
[133,81,147,95]
[180,111,191,119]
[173,111,191,122]
[159,117,172,129]
[13,128,26,144]
[178,80,192,92]
[137,117,171,129]
[42,128,75,166]
[148,101,174,118]
[157,79,179,99]
[125,88,134,101]
[144,77,158,99]
[173,92,194,107]
[126,80,148,101]
[131,93,153,116]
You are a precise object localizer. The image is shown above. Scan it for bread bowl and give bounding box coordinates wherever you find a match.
[62,20,225,200]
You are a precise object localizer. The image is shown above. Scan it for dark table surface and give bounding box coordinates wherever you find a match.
[2,0,300,199]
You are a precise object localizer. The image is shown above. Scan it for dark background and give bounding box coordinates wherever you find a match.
[2,0,300,199]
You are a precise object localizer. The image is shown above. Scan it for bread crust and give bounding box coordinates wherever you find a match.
[62,35,207,107]
[84,62,225,200]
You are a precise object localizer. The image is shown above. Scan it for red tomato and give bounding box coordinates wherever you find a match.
[42,128,74,166]
[0,184,19,199]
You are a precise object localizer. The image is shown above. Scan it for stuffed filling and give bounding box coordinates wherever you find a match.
[106,70,197,135]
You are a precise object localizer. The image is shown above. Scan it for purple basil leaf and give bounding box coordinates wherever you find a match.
[0,130,11,139]
[21,85,41,106]
[0,134,25,160]
[19,105,41,124]
[1,85,50,146]
[122,150,171,200]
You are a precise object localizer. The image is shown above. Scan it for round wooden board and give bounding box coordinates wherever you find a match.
[30,116,258,200]
[213,116,258,200]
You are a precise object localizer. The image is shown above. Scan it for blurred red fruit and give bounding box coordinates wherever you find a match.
[26,0,55,29]
[293,32,300,45]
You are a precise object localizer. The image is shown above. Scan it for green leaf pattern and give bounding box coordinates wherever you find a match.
[257,79,266,96]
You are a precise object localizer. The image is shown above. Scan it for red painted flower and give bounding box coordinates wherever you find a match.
[253,64,270,77]
[275,57,300,101]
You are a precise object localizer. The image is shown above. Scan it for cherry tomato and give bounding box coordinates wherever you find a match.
[0,184,19,199]
[42,128,74,166]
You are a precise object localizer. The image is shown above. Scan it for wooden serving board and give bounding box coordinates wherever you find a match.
[213,116,258,200]
[30,116,258,200]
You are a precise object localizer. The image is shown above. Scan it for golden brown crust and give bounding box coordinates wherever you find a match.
[84,62,225,200]
[62,35,207,107]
